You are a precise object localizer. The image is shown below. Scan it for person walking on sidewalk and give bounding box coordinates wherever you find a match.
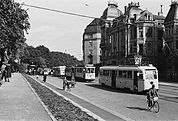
[5,63,11,82]
[43,70,48,82]
[1,62,6,81]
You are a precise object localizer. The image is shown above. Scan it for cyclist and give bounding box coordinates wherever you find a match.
[63,77,67,90]
[70,75,76,88]
[147,81,158,107]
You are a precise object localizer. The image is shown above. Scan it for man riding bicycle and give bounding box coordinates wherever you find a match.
[147,81,158,107]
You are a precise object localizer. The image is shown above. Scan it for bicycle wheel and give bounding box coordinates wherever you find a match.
[153,101,159,113]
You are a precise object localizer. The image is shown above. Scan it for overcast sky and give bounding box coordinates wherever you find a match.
[14,0,171,60]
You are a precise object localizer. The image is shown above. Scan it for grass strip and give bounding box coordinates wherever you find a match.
[23,74,98,121]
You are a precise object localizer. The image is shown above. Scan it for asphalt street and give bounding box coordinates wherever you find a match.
[36,75,178,121]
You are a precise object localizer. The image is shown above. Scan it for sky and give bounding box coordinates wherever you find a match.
[14,0,171,60]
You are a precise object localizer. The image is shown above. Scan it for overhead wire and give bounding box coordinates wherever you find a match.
[22,3,111,22]
[23,3,97,19]
[22,3,178,32]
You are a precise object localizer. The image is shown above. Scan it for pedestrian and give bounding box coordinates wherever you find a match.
[1,62,6,82]
[5,63,11,82]
[63,77,67,90]
[0,70,3,86]
[71,75,76,88]
[43,70,48,82]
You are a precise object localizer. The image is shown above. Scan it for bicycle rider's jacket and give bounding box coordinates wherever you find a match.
[148,88,158,100]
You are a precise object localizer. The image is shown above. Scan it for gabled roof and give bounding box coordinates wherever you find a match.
[165,2,178,23]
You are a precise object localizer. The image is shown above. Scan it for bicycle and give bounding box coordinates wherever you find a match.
[63,80,76,91]
[147,96,160,113]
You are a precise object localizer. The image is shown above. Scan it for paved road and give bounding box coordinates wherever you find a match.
[36,75,178,121]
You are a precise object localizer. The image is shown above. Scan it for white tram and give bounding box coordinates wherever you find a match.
[99,65,159,92]
[52,66,66,77]
[65,65,95,81]
[75,66,95,81]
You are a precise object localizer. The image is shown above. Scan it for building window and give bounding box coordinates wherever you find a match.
[139,27,143,37]
[157,30,163,40]
[109,36,111,43]
[89,49,93,54]
[146,27,152,37]
[139,44,143,55]
[131,26,137,39]
[130,45,133,54]
[176,41,178,49]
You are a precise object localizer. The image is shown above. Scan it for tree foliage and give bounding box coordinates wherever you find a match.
[21,45,83,68]
[0,0,30,53]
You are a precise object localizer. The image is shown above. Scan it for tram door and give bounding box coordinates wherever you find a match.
[111,70,116,87]
[134,71,138,91]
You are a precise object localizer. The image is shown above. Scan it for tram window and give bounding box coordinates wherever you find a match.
[128,71,132,78]
[86,68,90,73]
[139,73,143,79]
[83,68,86,72]
[123,71,127,78]
[145,69,156,80]
[81,68,83,73]
[119,71,122,77]
[153,71,157,79]
[115,71,117,76]
[103,70,107,76]
[100,70,103,75]
[91,68,94,73]
[106,70,109,76]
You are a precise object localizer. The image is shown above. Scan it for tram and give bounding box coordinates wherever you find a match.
[65,65,95,81]
[27,65,37,75]
[65,66,75,79]
[52,66,66,77]
[99,64,159,92]
[75,65,95,81]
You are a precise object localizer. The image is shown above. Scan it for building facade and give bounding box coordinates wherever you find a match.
[83,18,101,65]
[163,1,178,81]
[100,2,166,77]
[100,0,123,65]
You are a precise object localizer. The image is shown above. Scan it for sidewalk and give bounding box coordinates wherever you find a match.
[0,73,53,121]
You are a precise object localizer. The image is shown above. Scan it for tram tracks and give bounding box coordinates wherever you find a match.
[158,84,178,103]
[159,89,178,96]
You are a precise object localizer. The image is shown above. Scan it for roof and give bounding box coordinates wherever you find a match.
[125,6,143,17]
[101,3,123,20]
[84,18,101,34]
[165,1,178,23]
[100,65,157,71]
[153,15,165,20]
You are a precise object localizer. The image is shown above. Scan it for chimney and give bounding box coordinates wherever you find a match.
[124,6,127,13]
[158,5,163,16]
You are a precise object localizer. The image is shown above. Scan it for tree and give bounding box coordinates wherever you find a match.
[0,0,30,63]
